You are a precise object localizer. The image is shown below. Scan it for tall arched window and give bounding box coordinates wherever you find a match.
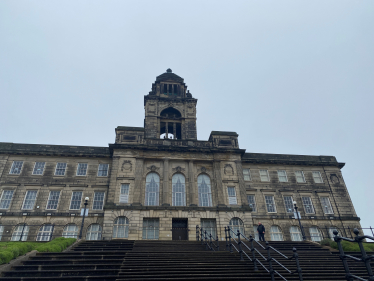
[113,217,129,238]
[145,173,160,206]
[328,226,339,239]
[198,174,212,207]
[252,225,259,241]
[86,224,102,240]
[309,226,323,242]
[270,226,283,241]
[229,218,245,235]
[63,224,78,238]
[172,174,186,206]
[290,226,302,241]
[11,224,29,241]
[37,224,53,241]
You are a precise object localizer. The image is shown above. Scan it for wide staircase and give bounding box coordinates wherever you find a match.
[1,239,373,280]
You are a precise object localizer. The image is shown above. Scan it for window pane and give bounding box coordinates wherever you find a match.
[229,218,244,235]
[312,171,323,183]
[63,224,78,238]
[243,169,251,181]
[252,226,259,241]
[93,192,105,210]
[120,184,129,203]
[270,226,283,241]
[70,191,82,210]
[277,170,288,182]
[10,161,23,174]
[320,197,334,214]
[77,163,88,176]
[113,217,129,238]
[142,219,159,240]
[97,164,109,177]
[290,226,302,241]
[329,227,338,239]
[259,170,269,181]
[145,173,160,206]
[0,190,14,209]
[265,195,276,212]
[198,175,212,207]
[11,225,29,241]
[295,171,305,183]
[86,224,102,240]
[37,224,53,241]
[227,187,237,205]
[32,162,45,175]
[247,195,256,212]
[172,174,186,206]
[55,162,67,176]
[302,197,315,214]
[310,227,323,242]
[283,196,294,213]
[22,191,37,210]
[201,219,216,238]
[46,191,60,210]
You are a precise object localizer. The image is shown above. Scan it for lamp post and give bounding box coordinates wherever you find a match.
[293,201,306,241]
[79,197,89,239]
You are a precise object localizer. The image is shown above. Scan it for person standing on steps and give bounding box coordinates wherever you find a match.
[257,222,266,242]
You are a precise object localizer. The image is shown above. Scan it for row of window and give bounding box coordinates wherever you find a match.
[243,169,324,183]
[9,161,109,177]
[247,194,334,214]
[2,217,340,242]
[0,190,105,210]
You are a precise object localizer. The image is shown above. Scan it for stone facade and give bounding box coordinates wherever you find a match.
[0,70,361,242]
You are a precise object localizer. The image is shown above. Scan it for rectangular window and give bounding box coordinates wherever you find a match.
[259,170,270,181]
[9,161,23,175]
[265,195,276,213]
[92,192,105,210]
[46,191,61,210]
[295,171,305,183]
[227,187,237,205]
[55,163,67,176]
[142,218,159,239]
[312,171,323,183]
[120,184,129,203]
[283,196,294,213]
[32,162,45,175]
[22,190,37,210]
[201,219,217,238]
[247,195,256,212]
[69,191,83,210]
[76,163,88,176]
[320,197,334,214]
[243,169,251,181]
[97,164,109,177]
[302,196,315,214]
[277,170,288,182]
[0,190,14,209]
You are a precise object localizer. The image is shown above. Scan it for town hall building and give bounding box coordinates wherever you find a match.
[0,69,361,242]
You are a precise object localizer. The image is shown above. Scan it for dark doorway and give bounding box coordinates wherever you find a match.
[172,218,188,240]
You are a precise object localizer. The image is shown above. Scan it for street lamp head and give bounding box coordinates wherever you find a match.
[85,197,89,201]
[293,201,297,205]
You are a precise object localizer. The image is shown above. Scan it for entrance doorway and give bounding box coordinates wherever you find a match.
[172,218,188,240]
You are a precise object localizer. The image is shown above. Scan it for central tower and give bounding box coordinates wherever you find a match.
[144,69,197,140]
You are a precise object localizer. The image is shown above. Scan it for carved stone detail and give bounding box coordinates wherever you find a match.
[121,160,132,172]
[172,166,185,173]
[147,165,159,172]
[224,164,234,176]
[201,166,206,173]
[330,174,340,184]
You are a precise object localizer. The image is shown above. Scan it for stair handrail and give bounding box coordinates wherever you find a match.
[334,228,374,281]
[227,226,303,281]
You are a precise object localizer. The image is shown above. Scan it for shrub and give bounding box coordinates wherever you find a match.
[0,251,14,264]
[35,238,76,253]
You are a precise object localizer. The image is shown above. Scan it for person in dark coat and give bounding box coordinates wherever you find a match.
[257,222,266,241]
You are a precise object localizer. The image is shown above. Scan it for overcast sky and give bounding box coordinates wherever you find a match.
[1,1,373,235]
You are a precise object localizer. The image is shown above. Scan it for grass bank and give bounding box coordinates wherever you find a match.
[320,238,374,252]
[0,237,76,265]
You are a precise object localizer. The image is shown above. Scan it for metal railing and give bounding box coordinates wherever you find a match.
[225,226,303,281]
[196,225,219,251]
[334,228,374,281]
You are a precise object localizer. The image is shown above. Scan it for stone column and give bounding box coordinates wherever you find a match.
[132,158,144,205]
[165,122,168,137]
[162,158,170,206]
[188,160,196,205]
[235,160,248,205]
[213,160,225,206]
[173,122,176,139]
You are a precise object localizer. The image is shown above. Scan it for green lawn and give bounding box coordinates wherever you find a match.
[0,238,76,265]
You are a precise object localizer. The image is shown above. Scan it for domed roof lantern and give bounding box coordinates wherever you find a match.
[166,68,172,73]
